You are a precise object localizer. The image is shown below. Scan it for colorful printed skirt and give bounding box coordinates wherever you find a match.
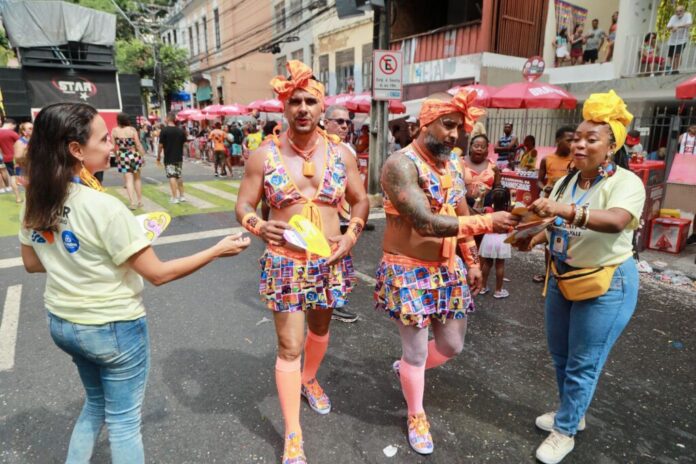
[374,252,474,328]
[259,246,355,312]
[117,150,143,173]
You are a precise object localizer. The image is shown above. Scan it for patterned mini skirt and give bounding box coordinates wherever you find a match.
[259,245,355,312]
[374,252,474,328]
[117,150,143,173]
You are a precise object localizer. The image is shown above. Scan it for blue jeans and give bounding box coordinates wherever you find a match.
[48,313,150,464]
[545,258,638,436]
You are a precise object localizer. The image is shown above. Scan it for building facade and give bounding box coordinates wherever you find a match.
[162,0,276,109]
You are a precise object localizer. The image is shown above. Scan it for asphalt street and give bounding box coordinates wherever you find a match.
[0,160,694,463]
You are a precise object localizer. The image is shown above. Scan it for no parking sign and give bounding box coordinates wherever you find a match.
[373,50,403,101]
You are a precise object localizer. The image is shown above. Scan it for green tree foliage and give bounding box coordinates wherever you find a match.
[656,0,696,41]
[0,27,15,67]
[115,39,190,93]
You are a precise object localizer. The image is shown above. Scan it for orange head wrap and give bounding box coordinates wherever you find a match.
[270,60,325,104]
[419,88,485,132]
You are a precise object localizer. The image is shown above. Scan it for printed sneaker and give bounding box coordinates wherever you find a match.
[301,378,331,415]
[535,430,575,464]
[392,360,401,379]
[282,432,307,464]
[535,412,586,432]
[407,412,434,455]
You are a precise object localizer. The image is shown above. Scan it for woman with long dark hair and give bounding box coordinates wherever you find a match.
[516,91,644,463]
[112,112,145,209]
[20,102,250,463]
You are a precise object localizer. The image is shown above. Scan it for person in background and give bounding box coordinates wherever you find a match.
[516,90,645,464]
[13,122,32,185]
[625,130,644,160]
[112,113,145,210]
[519,135,539,171]
[570,24,585,66]
[605,11,618,62]
[355,124,370,153]
[583,19,606,64]
[640,32,666,72]
[230,122,244,165]
[158,113,188,204]
[479,186,512,298]
[209,122,228,177]
[406,116,420,143]
[20,102,250,464]
[494,122,518,169]
[678,123,696,154]
[667,5,692,74]
[554,26,571,67]
[324,104,361,324]
[463,134,498,209]
[0,118,21,202]
[242,121,263,161]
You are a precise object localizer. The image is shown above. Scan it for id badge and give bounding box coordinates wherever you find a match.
[549,227,569,261]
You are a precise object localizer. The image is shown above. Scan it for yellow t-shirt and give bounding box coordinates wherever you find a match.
[547,166,645,268]
[19,184,151,325]
[519,149,538,170]
[246,131,263,151]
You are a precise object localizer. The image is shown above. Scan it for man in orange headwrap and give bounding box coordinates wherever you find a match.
[235,60,368,464]
[376,90,518,455]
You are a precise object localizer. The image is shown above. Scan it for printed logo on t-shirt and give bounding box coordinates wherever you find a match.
[61,230,80,254]
[30,230,55,244]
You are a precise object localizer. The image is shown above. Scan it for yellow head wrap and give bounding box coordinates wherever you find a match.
[582,90,633,149]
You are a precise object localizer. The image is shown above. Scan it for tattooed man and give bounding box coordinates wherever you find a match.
[235,60,368,464]
[375,90,519,455]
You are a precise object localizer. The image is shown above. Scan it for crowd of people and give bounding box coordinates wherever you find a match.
[554,13,617,67]
[17,57,648,464]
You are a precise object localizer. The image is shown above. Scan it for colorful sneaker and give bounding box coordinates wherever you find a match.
[392,360,401,379]
[407,412,434,455]
[282,432,307,464]
[301,378,331,415]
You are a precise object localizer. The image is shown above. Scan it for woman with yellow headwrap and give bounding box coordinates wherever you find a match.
[516,90,645,464]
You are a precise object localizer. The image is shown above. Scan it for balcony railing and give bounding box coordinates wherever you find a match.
[390,21,484,64]
[623,33,696,77]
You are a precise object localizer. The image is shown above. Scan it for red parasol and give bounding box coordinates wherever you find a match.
[325,93,355,106]
[201,104,225,116]
[447,84,499,107]
[676,75,696,99]
[218,104,249,115]
[345,92,406,114]
[490,82,577,109]
[248,98,284,113]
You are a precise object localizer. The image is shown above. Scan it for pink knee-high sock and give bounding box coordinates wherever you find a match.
[301,330,330,384]
[399,358,425,415]
[425,339,452,369]
[275,357,302,435]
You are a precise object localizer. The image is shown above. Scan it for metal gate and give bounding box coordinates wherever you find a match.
[492,0,548,58]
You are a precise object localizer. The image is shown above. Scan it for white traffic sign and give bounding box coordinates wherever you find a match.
[373,50,403,101]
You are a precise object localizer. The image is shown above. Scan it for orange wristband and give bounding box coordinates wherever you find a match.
[241,212,265,236]
[346,217,365,245]
[457,214,494,238]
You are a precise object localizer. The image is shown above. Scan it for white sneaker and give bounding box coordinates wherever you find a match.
[535,430,575,464]
[1,187,10,193]
[178,196,187,202]
[535,412,585,432]
[169,197,179,204]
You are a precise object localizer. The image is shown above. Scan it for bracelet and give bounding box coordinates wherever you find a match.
[580,206,590,228]
[241,212,265,236]
[568,203,577,224]
[345,217,365,245]
[572,205,585,227]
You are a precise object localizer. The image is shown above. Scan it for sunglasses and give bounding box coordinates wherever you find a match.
[328,118,350,126]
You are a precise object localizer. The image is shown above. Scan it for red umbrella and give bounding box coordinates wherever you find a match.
[177,108,198,117]
[346,92,406,114]
[201,104,225,115]
[676,75,696,99]
[219,104,249,116]
[325,93,355,106]
[447,84,498,107]
[490,82,576,109]
[247,98,284,113]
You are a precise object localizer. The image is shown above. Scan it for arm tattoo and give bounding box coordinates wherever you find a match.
[382,155,459,237]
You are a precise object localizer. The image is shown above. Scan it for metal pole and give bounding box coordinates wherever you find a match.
[367,0,390,197]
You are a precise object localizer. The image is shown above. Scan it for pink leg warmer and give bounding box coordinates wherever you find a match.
[275,357,302,435]
[425,339,452,369]
[399,358,425,415]
[301,330,330,384]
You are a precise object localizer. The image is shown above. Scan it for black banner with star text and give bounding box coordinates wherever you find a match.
[23,68,121,110]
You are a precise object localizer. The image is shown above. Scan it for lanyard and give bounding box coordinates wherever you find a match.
[570,174,602,205]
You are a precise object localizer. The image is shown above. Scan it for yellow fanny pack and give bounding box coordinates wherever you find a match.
[544,260,618,301]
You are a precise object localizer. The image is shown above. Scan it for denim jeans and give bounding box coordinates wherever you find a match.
[48,313,150,464]
[545,258,638,436]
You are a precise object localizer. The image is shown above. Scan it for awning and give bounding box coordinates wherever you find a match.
[170,90,191,102]
[196,86,212,102]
